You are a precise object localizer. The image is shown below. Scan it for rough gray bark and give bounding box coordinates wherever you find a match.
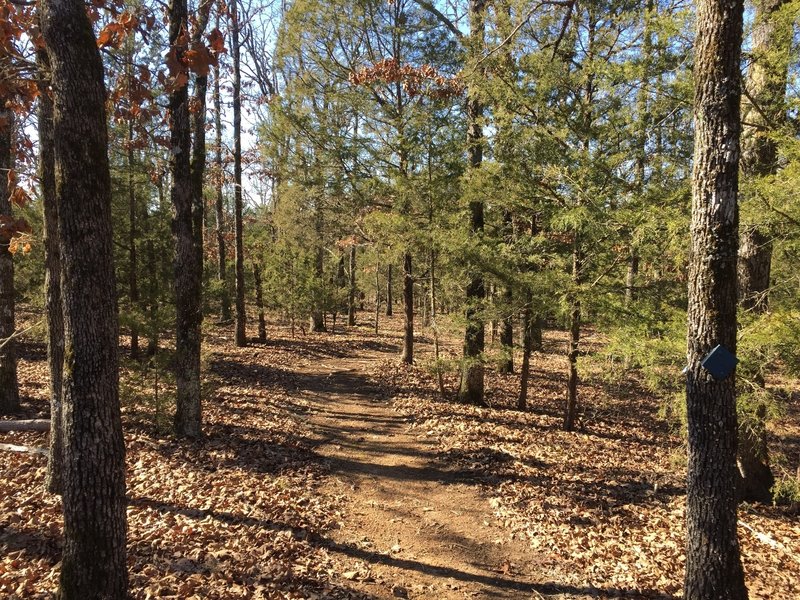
[233,0,247,347]
[0,103,19,415]
[37,51,64,494]
[127,120,140,359]
[458,0,486,406]
[40,0,128,595]
[684,0,748,596]
[170,0,202,438]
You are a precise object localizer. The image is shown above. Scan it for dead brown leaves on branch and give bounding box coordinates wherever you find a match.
[349,58,464,100]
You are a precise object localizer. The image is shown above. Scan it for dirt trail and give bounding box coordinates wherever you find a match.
[289,347,563,600]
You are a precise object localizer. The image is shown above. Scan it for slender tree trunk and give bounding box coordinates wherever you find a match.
[458,0,486,405]
[0,102,18,415]
[310,199,326,332]
[374,254,380,334]
[40,2,127,595]
[386,263,393,316]
[127,120,140,359]
[684,0,747,595]
[517,301,532,410]
[170,0,202,438]
[430,250,445,396]
[253,262,266,342]
[232,0,247,347]
[400,252,413,364]
[214,42,231,322]
[213,14,231,322]
[499,289,514,374]
[348,244,357,326]
[564,238,582,431]
[146,238,159,355]
[37,51,63,494]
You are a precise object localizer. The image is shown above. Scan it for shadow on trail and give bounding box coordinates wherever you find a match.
[316,536,679,599]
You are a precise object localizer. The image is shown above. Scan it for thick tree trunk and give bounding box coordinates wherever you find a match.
[458,0,486,406]
[386,263,393,316]
[170,0,202,438]
[40,2,128,596]
[684,0,747,596]
[400,252,413,364]
[348,245,356,326]
[253,262,266,342]
[37,52,64,494]
[233,2,247,347]
[213,15,231,322]
[0,104,18,415]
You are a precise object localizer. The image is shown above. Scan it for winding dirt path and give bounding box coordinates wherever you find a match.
[289,347,565,600]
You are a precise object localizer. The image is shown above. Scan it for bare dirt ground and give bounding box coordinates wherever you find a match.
[293,353,562,599]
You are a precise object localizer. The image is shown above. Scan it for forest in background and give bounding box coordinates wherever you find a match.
[0,0,799,597]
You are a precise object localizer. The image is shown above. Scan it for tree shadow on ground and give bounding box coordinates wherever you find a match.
[314,535,679,599]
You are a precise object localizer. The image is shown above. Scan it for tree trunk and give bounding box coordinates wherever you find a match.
[253,262,266,342]
[458,0,486,406]
[170,0,202,438]
[37,50,63,494]
[0,102,18,415]
[213,14,231,322]
[564,238,582,431]
[400,252,413,364]
[430,250,445,396]
[386,263,393,316]
[127,120,140,359]
[348,244,357,326]
[233,1,247,347]
[684,0,747,595]
[374,254,380,334]
[517,301,532,410]
[40,2,128,596]
[499,287,513,374]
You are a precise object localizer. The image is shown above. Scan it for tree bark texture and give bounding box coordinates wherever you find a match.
[684,0,747,596]
[233,1,247,347]
[401,253,413,364]
[458,0,486,406]
[0,103,18,415]
[37,51,64,494]
[170,0,203,438]
[40,1,128,596]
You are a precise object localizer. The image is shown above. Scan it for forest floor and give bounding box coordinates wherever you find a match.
[1,310,799,599]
